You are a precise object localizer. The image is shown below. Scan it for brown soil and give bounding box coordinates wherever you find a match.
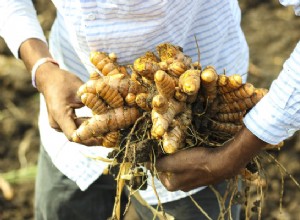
[0,1,299,219]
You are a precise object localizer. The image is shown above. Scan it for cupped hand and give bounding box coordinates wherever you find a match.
[35,63,85,140]
[154,147,230,192]
[154,127,266,192]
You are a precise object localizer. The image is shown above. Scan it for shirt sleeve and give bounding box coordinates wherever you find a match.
[0,0,47,58]
[244,41,300,145]
[279,0,300,15]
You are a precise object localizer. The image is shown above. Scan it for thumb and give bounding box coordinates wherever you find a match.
[58,108,78,140]
[155,154,179,173]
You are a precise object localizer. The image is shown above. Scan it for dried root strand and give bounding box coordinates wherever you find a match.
[240,168,259,181]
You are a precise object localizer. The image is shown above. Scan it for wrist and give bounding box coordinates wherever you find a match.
[221,126,267,178]
[32,58,60,90]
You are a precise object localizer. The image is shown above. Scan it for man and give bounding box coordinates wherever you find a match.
[156,0,300,192]
[0,0,253,219]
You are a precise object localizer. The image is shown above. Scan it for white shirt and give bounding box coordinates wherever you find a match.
[244,0,300,144]
[3,0,297,205]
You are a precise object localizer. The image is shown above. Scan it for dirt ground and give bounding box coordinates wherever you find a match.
[0,1,299,220]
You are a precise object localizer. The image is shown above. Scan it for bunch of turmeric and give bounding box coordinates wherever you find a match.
[72,42,279,160]
[71,53,146,148]
[70,43,282,219]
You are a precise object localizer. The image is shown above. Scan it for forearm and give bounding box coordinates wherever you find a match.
[19,38,52,71]
[220,126,267,178]
[19,38,61,92]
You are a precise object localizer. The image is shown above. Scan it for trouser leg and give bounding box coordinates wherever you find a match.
[130,182,241,220]
[34,145,127,220]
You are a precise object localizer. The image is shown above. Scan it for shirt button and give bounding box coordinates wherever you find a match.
[87,13,96,20]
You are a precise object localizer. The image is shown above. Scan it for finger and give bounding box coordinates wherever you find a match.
[70,98,85,109]
[158,172,185,192]
[155,152,188,173]
[155,155,176,173]
[48,115,62,131]
[58,107,78,140]
[74,117,90,127]
[158,171,202,192]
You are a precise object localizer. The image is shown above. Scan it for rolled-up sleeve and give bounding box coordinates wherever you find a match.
[0,0,47,58]
[244,41,300,145]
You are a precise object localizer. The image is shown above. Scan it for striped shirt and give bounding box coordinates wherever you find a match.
[244,0,300,144]
[0,0,298,205]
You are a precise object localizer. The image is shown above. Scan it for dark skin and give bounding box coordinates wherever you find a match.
[154,126,268,192]
[19,38,84,140]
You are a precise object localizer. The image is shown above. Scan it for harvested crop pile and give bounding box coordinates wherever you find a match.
[71,42,282,219]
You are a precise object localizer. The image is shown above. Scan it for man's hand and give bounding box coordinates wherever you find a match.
[154,147,228,192]
[155,126,267,192]
[19,38,85,140]
[36,63,84,139]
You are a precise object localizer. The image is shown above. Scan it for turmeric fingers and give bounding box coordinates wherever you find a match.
[72,107,141,144]
[74,43,270,156]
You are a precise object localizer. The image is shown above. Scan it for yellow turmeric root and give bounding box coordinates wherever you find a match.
[72,107,141,143]
[151,98,185,139]
[179,69,201,96]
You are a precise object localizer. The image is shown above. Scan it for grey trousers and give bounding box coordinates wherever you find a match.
[129,182,241,220]
[34,145,128,220]
[34,145,240,220]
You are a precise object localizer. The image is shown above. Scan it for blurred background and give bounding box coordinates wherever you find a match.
[0,1,299,219]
